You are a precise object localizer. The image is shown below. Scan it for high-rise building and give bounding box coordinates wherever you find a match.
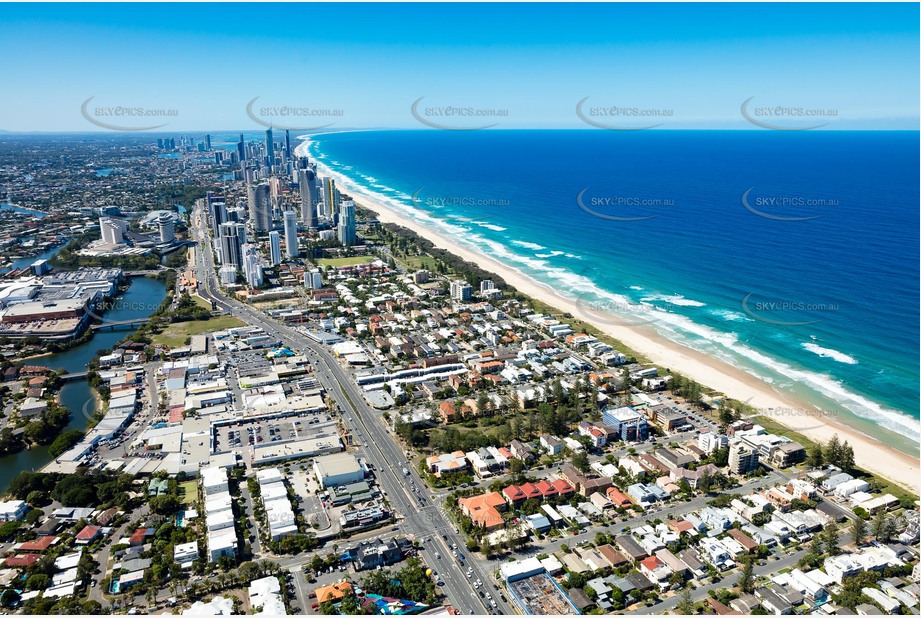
[205,134,212,151]
[304,269,323,289]
[299,168,318,230]
[729,442,760,475]
[158,213,175,243]
[219,222,245,268]
[449,280,473,302]
[337,200,356,247]
[322,177,340,221]
[241,243,264,288]
[480,280,495,293]
[207,192,227,239]
[268,231,282,266]
[219,265,238,285]
[247,183,271,232]
[99,217,127,245]
[283,210,299,259]
[265,127,275,167]
[225,205,245,223]
[285,130,291,158]
[237,134,245,161]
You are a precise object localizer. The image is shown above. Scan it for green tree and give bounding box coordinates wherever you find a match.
[825,434,842,467]
[839,441,855,473]
[509,458,526,482]
[48,430,85,458]
[821,523,841,556]
[806,442,824,468]
[676,584,694,615]
[737,556,755,594]
[851,515,867,547]
[571,450,590,473]
[25,574,50,591]
[25,490,48,507]
[872,511,892,543]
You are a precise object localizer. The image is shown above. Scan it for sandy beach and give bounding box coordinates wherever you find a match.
[298,138,920,495]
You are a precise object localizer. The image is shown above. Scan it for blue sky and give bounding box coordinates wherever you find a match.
[0,3,917,131]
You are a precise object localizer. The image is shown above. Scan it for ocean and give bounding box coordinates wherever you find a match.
[304,130,919,452]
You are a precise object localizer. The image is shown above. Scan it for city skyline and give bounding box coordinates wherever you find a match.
[0,3,917,132]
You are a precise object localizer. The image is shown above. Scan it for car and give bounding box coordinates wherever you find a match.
[308,593,316,599]
[311,604,319,610]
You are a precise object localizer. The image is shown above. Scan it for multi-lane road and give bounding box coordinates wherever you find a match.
[190,205,509,614]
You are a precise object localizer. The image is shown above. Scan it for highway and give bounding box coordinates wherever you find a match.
[190,204,509,615]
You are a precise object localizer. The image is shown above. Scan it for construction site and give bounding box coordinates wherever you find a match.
[507,573,580,615]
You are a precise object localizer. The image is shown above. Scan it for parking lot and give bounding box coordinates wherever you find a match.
[214,412,333,451]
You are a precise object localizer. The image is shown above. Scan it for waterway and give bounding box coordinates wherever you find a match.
[0,276,167,492]
[0,202,47,218]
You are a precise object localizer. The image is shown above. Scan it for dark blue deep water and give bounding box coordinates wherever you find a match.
[305,130,919,447]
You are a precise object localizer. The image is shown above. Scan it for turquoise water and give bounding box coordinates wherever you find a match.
[303,130,919,451]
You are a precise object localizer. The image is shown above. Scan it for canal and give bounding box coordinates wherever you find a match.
[0,276,167,492]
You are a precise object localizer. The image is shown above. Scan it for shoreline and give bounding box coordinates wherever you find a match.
[297,137,920,495]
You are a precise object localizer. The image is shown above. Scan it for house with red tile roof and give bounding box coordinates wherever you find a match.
[439,401,458,424]
[597,544,630,567]
[502,485,527,506]
[726,528,758,553]
[534,480,557,499]
[3,554,40,568]
[75,525,102,545]
[552,479,575,497]
[18,536,58,553]
[518,482,542,501]
[316,581,354,604]
[128,527,154,546]
[667,519,694,535]
[639,555,671,584]
[606,487,633,508]
[459,492,506,531]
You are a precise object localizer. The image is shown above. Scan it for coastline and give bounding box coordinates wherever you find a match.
[297,137,919,495]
